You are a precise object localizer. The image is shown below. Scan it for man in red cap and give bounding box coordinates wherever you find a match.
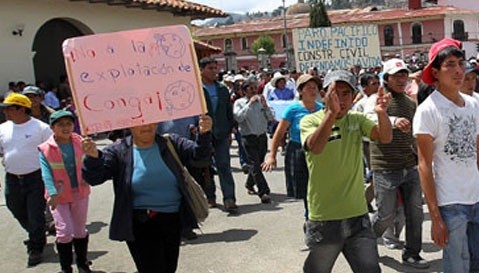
[413,38,479,273]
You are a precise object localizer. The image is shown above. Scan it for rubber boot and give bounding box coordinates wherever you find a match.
[73,236,91,273]
[56,241,73,273]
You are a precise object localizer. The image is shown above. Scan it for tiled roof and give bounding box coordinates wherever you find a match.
[194,5,477,37]
[70,0,227,20]
[194,40,221,53]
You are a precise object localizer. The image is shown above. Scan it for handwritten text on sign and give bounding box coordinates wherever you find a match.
[62,25,202,134]
[292,25,382,73]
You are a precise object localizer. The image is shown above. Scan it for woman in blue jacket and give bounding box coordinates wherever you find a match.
[81,115,212,273]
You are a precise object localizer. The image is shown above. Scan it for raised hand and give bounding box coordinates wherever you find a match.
[259,95,268,108]
[325,82,340,116]
[81,137,99,158]
[375,86,391,114]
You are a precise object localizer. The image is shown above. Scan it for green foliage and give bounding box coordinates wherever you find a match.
[271,6,285,17]
[309,0,331,28]
[251,35,276,56]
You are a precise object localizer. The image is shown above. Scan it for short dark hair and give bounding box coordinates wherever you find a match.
[430,46,465,70]
[199,57,217,69]
[360,73,379,87]
[240,79,258,91]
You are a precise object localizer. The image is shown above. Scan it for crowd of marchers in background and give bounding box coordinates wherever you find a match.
[2,37,479,273]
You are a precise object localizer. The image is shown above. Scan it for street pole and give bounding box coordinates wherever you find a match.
[282,0,290,68]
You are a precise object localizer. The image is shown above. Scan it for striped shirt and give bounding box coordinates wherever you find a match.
[367,90,417,171]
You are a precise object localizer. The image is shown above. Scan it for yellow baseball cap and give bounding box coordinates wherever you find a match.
[0,93,32,108]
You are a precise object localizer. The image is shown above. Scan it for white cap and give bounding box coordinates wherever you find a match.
[234,74,245,82]
[224,76,234,83]
[383,58,410,75]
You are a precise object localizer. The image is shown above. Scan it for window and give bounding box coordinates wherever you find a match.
[384,25,394,46]
[453,20,467,41]
[241,37,248,50]
[412,23,422,44]
[225,39,233,52]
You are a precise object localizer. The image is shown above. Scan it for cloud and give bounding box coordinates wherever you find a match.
[193,0,297,14]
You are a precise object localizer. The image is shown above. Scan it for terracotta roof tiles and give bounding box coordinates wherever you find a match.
[194,5,477,37]
[70,0,227,20]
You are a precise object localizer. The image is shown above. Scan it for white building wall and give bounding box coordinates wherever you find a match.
[437,0,479,11]
[444,13,479,58]
[1,0,191,91]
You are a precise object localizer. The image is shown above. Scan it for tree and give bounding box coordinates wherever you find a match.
[271,6,285,17]
[251,35,275,56]
[309,0,331,28]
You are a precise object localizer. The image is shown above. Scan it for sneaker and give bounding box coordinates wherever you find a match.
[27,250,43,267]
[77,261,92,273]
[224,199,238,212]
[382,236,403,250]
[245,184,257,195]
[181,229,198,240]
[402,255,430,269]
[260,194,271,204]
[208,199,217,208]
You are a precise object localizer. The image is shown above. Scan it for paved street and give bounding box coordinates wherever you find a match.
[0,139,444,273]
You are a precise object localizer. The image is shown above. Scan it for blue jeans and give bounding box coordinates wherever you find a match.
[372,166,424,258]
[211,137,236,202]
[4,170,46,252]
[303,214,381,273]
[440,203,479,273]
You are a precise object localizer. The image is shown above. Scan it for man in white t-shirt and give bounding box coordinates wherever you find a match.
[413,38,479,273]
[0,93,52,267]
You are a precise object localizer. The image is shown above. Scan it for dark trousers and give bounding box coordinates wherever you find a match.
[303,214,381,273]
[242,134,270,196]
[4,170,46,252]
[233,127,248,166]
[190,166,215,202]
[284,141,309,199]
[127,211,181,273]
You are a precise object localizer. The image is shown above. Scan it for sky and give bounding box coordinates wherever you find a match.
[192,0,298,14]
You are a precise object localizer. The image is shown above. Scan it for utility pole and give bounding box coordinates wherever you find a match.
[282,0,290,68]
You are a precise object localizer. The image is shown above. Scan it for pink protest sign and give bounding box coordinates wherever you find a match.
[62,25,205,135]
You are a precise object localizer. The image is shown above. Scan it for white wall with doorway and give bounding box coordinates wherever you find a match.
[1,0,191,95]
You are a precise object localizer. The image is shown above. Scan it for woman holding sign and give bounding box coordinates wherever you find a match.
[81,115,212,273]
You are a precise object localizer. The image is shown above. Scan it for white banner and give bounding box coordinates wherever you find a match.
[292,24,382,73]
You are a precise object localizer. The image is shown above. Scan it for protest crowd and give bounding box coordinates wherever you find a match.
[2,37,479,273]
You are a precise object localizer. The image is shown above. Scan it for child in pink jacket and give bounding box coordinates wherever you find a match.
[38,110,91,273]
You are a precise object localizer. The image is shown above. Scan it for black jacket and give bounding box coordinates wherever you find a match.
[82,132,212,241]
